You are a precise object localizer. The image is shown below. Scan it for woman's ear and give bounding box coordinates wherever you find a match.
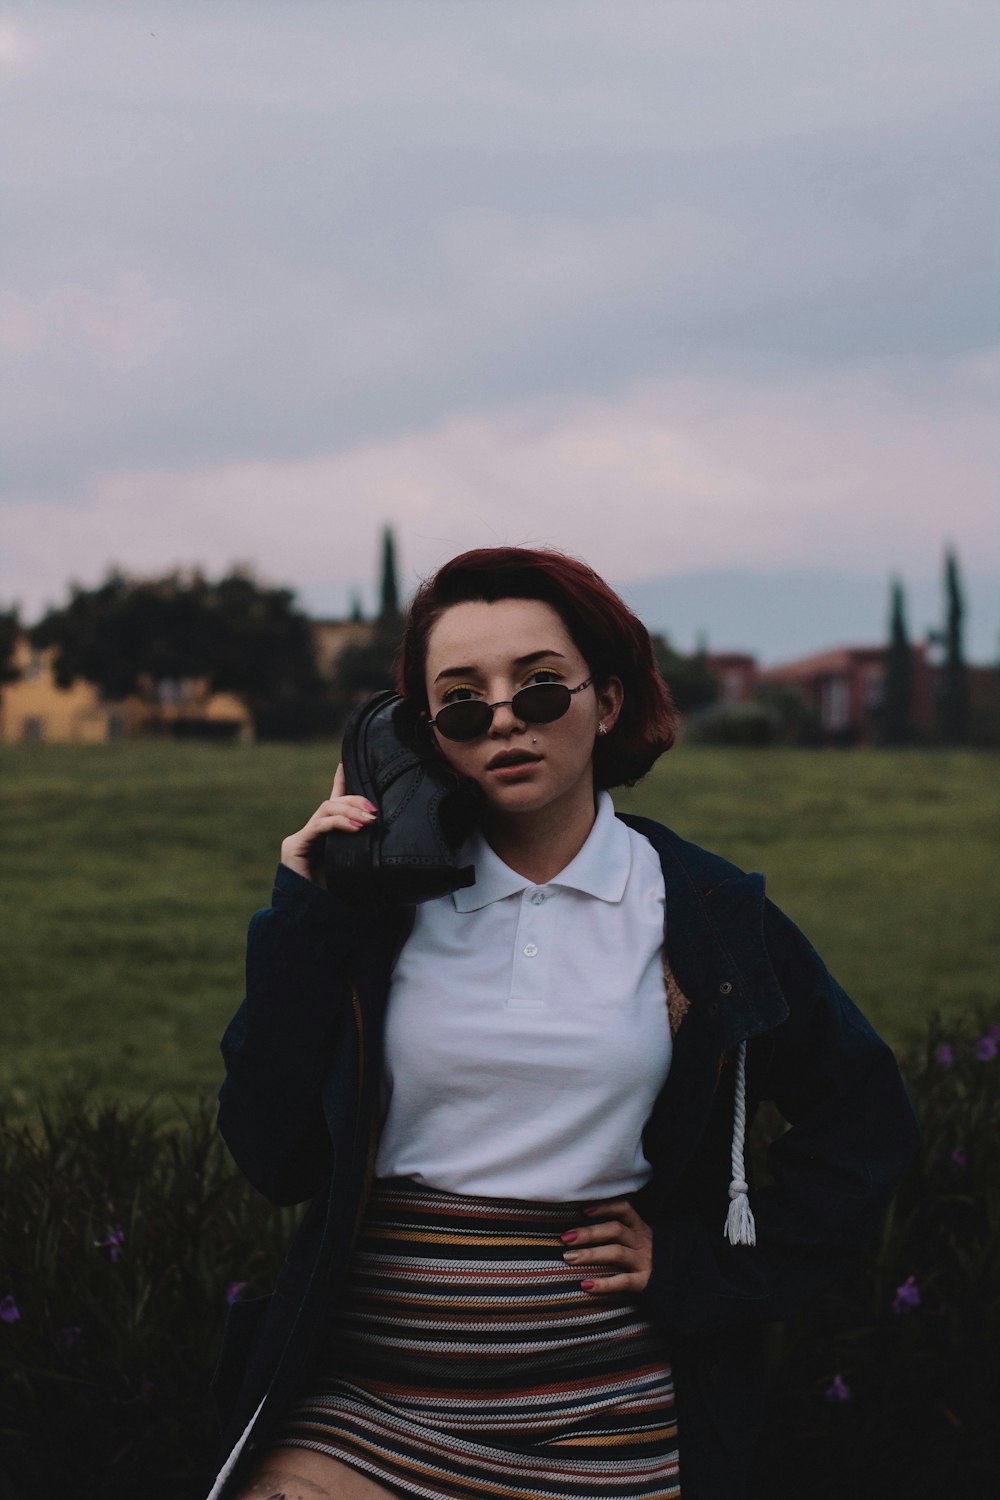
[596,676,624,731]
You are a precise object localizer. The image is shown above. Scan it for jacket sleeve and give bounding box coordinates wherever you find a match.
[217,864,393,1207]
[642,899,919,1335]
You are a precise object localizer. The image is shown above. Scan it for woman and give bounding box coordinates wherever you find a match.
[208,547,917,1500]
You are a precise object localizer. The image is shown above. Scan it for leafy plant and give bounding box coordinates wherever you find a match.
[751,1010,1000,1499]
[0,1095,296,1499]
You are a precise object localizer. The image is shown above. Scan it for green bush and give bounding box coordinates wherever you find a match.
[1,1015,998,1499]
[681,703,778,745]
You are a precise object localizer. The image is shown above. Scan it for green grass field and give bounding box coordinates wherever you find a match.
[1,742,997,1116]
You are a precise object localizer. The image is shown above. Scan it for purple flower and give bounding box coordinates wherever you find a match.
[892,1275,921,1313]
[95,1224,125,1263]
[225,1280,249,1305]
[936,1043,954,1068]
[950,1145,968,1168]
[975,1035,997,1062]
[825,1374,852,1402]
[58,1325,83,1350]
[0,1294,21,1323]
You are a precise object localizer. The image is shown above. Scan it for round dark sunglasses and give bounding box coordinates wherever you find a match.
[427,678,593,742]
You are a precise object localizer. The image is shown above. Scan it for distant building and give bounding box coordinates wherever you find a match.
[707,652,758,705]
[759,643,936,744]
[0,636,254,744]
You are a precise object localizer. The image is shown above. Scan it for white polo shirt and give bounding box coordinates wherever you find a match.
[374,792,672,1201]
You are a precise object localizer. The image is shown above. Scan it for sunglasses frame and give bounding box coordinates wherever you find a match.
[427,677,594,741]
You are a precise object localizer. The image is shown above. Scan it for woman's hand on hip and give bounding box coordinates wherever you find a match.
[279,763,377,884]
[561,1198,653,1295]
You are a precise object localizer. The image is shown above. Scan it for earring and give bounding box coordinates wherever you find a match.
[597,723,609,736]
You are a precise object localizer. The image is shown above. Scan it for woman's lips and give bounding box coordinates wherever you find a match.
[486,753,542,780]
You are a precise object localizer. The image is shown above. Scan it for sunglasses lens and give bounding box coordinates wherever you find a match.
[433,682,575,740]
[433,701,492,741]
[512,682,572,723]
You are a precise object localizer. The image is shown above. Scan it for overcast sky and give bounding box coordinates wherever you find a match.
[2,1,998,658]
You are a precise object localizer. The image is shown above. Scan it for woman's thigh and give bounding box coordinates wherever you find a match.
[231,1445,399,1500]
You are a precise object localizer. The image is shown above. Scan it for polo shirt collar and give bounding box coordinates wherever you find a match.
[452,791,631,911]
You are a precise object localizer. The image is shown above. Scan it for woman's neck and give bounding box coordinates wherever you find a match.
[482,794,599,885]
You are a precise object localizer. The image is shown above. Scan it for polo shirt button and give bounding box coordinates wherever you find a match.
[530,892,546,905]
[523,943,539,957]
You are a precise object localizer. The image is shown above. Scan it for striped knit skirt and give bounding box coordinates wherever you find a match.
[271,1178,680,1500]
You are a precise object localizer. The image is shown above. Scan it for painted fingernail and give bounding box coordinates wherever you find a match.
[560,1231,578,1243]
[363,800,378,813]
[580,1280,596,1291]
[348,819,366,829]
[563,1251,580,1263]
[583,1206,600,1215]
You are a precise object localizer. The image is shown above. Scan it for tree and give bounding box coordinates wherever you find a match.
[31,569,328,739]
[31,570,204,698]
[0,606,21,686]
[334,634,399,703]
[936,547,970,744]
[200,570,329,738]
[881,578,913,745]
[651,635,719,714]
[379,526,401,622]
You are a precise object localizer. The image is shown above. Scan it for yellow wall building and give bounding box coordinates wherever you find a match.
[0,637,254,744]
[310,618,376,680]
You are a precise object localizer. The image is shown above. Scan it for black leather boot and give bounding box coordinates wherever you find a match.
[323,691,479,905]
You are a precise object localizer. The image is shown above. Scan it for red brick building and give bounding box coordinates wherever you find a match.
[758,643,937,743]
[706,653,758,706]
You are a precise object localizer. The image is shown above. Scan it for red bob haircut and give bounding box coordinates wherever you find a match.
[398,546,677,790]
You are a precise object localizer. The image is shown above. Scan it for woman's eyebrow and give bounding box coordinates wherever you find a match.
[433,650,567,685]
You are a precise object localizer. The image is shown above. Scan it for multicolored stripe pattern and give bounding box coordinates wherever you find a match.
[273,1179,680,1499]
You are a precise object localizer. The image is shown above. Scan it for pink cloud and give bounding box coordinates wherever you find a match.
[0,274,179,370]
[0,21,34,69]
[3,356,997,619]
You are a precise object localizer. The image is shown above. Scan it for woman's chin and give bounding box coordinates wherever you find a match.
[480,778,550,816]
[474,758,596,825]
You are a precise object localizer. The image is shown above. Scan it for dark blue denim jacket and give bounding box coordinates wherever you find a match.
[211,815,918,1500]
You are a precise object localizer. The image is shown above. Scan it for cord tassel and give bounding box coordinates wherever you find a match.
[724,1039,757,1247]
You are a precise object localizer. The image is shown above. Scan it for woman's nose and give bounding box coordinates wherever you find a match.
[488,699,525,736]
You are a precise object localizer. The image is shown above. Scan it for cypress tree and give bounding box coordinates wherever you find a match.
[379,526,401,622]
[881,579,913,745]
[937,546,971,743]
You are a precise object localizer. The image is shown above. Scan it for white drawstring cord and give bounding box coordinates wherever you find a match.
[724,1039,757,1246]
[204,1396,265,1500]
